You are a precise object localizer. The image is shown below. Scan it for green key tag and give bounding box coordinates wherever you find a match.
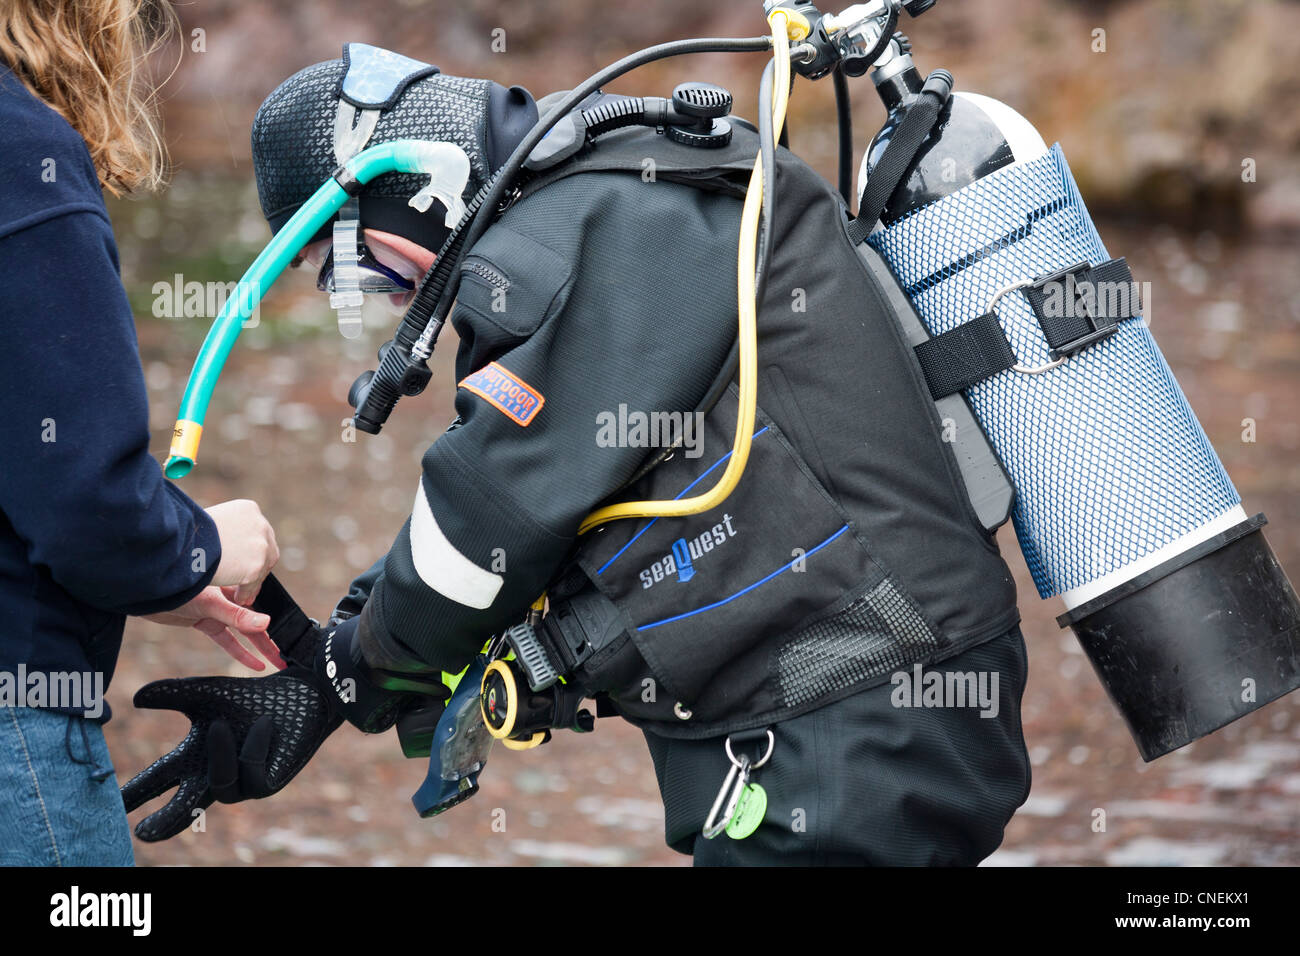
[725,782,767,840]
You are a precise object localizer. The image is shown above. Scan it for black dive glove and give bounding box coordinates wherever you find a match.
[121,575,446,842]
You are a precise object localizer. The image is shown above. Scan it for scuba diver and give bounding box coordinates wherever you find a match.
[124,0,1300,865]
[121,38,1033,866]
[122,0,1300,861]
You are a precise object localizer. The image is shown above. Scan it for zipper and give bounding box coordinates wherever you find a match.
[464,260,510,291]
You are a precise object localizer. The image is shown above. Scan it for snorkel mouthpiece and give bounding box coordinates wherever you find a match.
[164,140,471,478]
[405,142,471,226]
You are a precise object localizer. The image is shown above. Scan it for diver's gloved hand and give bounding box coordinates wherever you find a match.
[247,572,442,735]
[121,575,446,841]
[120,666,344,841]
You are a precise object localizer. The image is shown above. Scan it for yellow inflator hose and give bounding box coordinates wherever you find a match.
[577,11,796,535]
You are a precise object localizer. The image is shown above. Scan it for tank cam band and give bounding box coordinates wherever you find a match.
[912,258,1142,400]
[1024,258,1142,359]
[912,311,1016,400]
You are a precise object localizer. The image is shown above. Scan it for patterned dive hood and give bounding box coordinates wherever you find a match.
[251,43,537,250]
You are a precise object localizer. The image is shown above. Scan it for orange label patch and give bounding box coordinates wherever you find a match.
[459,361,544,427]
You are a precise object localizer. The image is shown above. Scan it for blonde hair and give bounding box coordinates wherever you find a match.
[0,0,177,195]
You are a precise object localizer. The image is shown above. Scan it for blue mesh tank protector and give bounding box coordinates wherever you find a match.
[870,144,1243,604]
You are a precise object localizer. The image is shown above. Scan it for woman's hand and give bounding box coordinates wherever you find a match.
[141,586,286,671]
[205,499,280,605]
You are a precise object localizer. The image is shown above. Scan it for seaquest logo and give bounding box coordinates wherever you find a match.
[459,362,544,426]
[639,514,736,589]
[671,538,696,582]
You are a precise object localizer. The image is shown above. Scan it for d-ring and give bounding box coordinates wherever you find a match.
[986,279,1068,375]
[725,729,775,770]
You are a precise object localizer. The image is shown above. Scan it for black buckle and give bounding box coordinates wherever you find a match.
[1027,261,1122,361]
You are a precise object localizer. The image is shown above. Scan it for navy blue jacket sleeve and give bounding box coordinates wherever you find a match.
[0,210,222,616]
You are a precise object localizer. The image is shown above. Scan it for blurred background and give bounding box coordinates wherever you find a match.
[106,0,1300,865]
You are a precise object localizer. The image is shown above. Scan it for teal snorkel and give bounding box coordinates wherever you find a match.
[164,139,470,479]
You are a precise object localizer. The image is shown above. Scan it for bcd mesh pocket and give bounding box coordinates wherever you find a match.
[777,577,939,708]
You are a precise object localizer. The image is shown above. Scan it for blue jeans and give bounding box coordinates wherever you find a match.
[0,707,134,866]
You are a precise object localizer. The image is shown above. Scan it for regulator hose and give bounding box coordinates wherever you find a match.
[577,9,797,533]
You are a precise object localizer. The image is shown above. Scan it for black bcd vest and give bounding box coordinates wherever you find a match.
[515,118,1020,740]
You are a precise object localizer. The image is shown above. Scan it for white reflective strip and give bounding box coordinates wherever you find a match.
[1060,505,1250,610]
[409,481,504,610]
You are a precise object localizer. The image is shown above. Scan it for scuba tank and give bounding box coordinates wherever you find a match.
[859,33,1300,760]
